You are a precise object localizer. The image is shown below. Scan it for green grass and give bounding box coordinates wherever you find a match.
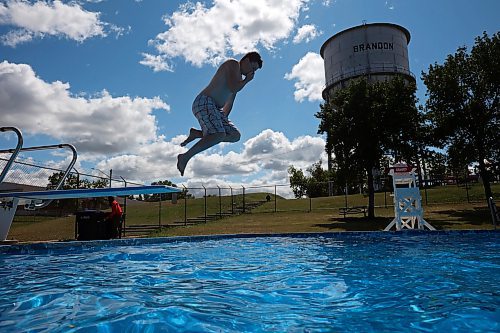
[6,183,499,242]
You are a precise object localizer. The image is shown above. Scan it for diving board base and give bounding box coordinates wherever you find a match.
[0,185,181,241]
[0,198,18,241]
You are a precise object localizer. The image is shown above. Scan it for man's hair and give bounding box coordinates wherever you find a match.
[108,196,115,202]
[241,51,263,69]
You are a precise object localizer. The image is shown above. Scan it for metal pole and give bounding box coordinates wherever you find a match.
[242,186,245,213]
[384,189,387,208]
[120,176,128,237]
[158,197,162,227]
[183,185,187,225]
[218,186,222,218]
[230,186,234,214]
[72,168,80,240]
[344,183,348,208]
[465,168,470,203]
[274,185,277,212]
[203,185,207,223]
[488,197,497,230]
[0,127,23,184]
[109,169,112,188]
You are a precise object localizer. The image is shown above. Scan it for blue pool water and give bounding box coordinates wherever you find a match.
[0,231,498,332]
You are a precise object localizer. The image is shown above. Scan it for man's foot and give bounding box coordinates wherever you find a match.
[180,128,202,147]
[177,154,187,176]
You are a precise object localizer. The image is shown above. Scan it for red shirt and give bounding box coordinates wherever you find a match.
[109,200,123,219]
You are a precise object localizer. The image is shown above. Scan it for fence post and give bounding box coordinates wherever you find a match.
[344,183,348,208]
[309,195,312,213]
[183,185,187,225]
[203,185,207,223]
[464,173,470,203]
[230,186,234,214]
[158,197,162,227]
[242,185,246,213]
[424,180,428,205]
[120,176,128,237]
[218,185,222,218]
[274,185,277,212]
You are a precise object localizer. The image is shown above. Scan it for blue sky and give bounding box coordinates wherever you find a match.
[0,0,498,195]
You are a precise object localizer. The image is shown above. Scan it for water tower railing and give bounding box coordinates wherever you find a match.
[324,65,415,89]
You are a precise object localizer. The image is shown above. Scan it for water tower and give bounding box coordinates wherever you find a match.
[320,22,415,101]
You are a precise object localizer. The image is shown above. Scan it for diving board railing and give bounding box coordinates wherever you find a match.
[0,127,23,184]
[0,143,78,210]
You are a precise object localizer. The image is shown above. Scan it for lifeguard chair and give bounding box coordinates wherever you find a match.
[384,163,435,231]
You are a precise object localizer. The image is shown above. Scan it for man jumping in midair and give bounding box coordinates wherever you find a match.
[177,51,263,176]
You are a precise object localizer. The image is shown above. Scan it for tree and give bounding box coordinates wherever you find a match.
[288,161,333,199]
[149,180,183,201]
[288,165,307,198]
[424,150,447,185]
[47,172,89,190]
[46,172,105,211]
[317,76,424,218]
[422,31,500,201]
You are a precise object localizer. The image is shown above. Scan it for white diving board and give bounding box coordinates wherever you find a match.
[0,185,181,200]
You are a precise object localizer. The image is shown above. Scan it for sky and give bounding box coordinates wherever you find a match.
[0,0,499,197]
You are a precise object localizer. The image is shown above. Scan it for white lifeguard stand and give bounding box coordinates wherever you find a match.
[384,163,435,231]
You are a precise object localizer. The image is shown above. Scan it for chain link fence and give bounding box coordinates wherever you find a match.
[1,155,498,229]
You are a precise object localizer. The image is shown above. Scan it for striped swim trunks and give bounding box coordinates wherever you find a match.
[192,94,239,136]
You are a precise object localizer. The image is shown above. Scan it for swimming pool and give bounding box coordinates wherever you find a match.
[0,231,498,332]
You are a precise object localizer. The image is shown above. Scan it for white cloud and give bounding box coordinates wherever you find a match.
[284,52,325,102]
[144,0,310,69]
[0,62,326,193]
[0,0,110,46]
[139,53,174,72]
[184,129,326,177]
[0,61,170,156]
[293,24,321,44]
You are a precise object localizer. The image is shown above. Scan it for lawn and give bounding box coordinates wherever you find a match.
[6,183,499,242]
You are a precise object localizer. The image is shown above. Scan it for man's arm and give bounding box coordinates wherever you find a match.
[226,60,254,94]
[222,92,236,117]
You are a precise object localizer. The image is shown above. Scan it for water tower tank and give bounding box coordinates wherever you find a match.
[320,23,415,100]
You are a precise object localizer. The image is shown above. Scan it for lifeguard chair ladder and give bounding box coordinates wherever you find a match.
[384,163,435,231]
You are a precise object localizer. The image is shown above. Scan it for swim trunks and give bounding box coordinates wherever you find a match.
[192,94,239,136]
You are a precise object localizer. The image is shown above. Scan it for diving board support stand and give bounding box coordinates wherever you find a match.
[0,198,19,241]
[384,163,435,231]
[0,186,181,241]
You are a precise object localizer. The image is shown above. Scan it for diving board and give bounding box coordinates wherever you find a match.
[0,185,181,241]
[0,185,180,200]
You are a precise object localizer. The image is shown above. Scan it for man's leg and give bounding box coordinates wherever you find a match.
[177,132,226,176]
[180,128,203,147]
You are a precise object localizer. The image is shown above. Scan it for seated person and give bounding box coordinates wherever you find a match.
[105,196,123,238]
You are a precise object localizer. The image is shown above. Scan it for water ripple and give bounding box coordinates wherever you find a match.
[0,233,498,332]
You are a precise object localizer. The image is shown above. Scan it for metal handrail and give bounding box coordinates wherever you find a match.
[0,127,23,184]
[488,197,498,230]
[0,143,78,209]
[324,65,416,89]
